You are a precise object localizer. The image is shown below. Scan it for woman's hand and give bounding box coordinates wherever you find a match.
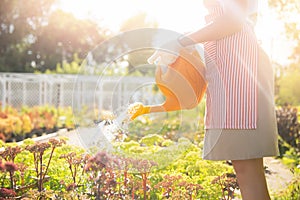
[128,102,151,120]
[147,39,184,66]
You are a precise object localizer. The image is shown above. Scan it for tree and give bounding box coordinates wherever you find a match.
[0,0,107,73]
[119,13,158,76]
[268,0,300,62]
[277,65,300,105]
[29,10,105,72]
[268,0,300,105]
[0,0,55,72]
[82,12,159,77]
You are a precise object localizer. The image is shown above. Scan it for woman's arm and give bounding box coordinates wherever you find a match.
[179,0,248,45]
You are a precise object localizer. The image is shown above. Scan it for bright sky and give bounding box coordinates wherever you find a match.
[57,0,206,32]
[57,0,291,65]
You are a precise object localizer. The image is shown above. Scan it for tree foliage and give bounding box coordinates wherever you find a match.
[0,0,55,72]
[277,65,300,105]
[120,13,158,75]
[0,0,106,72]
[30,10,105,72]
[268,0,300,62]
[269,0,300,105]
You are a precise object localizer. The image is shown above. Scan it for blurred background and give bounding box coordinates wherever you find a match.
[0,0,299,105]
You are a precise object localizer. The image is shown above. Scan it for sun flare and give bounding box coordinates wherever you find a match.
[57,0,206,32]
[58,0,289,65]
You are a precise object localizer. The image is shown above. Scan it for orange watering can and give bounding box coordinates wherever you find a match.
[128,48,207,120]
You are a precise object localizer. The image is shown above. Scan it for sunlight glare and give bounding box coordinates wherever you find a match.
[58,0,206,32]
[58,0,290,65]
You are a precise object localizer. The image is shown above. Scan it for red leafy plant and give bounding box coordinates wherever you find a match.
[59,152,90,194]
[84,151,158,200]
[211,173,239,200]
[131,159,157,200]
[0,146,22,190]
[155,174,203,199]
[84,151,120,199]
[3,162,18,190]
[0,188,16,199]
[0,146,22,162]
[25,138,66,192]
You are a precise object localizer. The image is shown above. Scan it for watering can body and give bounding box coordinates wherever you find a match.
[129,49,207,120]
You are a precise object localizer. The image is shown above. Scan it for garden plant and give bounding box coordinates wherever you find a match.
[0,104,299,199]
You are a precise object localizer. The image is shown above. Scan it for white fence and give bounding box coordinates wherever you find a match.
[0,73,159,111]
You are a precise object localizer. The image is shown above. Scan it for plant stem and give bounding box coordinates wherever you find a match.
[131,182,135,200]
[227,189,231,200]
[33,154,39,179]
[39,153,43,192]
[69,162,75,184]
[219,178,226,200]
[124,171,127,187]
[42,147,55,180]
[73,165,77,184]
[142,173,147,200]
[33,153,40,190]
[96,178,101,200]
[9,171,14,189]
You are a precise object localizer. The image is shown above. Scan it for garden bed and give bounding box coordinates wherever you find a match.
[0,105,75,143]
[0,104,299,199]
[0,135,238,199]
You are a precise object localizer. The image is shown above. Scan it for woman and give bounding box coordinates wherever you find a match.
[149,0,279,199]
